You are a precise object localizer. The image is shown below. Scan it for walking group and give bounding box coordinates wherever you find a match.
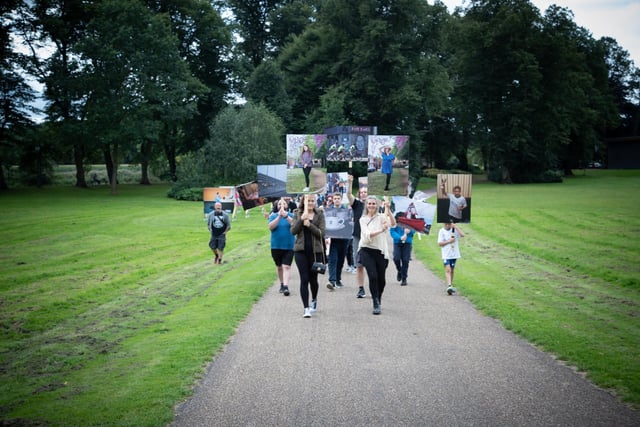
[206,179,466,318]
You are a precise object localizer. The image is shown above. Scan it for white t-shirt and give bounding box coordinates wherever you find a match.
[447,193,467,219]
[438,227,461,260]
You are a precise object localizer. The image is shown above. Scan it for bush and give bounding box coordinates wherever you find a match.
[167,152,209,199]
[167,187,204,201]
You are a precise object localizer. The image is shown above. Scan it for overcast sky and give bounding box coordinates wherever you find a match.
[438,0,640,66]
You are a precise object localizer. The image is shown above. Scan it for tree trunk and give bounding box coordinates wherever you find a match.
[104,148,114,185]
[74,142,88,188]
[0,162,8,190]
[140,140,151,185]
[110,143,119,195]
[164,140,177,182]
[458,128,470,171]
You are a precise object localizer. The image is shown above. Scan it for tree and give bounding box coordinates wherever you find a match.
[146,0,232,175]
[1,0,38,189]
[203,102,284,183]
[17,0,91,187]
[452,0,618,182]
[601,37,640,139]
[245,59,292,127]
[77,0,206,194]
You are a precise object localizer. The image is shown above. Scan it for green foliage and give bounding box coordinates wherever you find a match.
[167,152,209,198]
[203,102,285,183]
[452,0,620,182]
[245,60,293,126]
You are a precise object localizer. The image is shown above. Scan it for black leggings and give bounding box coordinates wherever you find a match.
[360,247,388,302]
[303,167,312,187]
[294,250,322,308]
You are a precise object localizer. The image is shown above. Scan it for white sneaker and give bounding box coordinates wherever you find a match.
[303,187,309,192]
[310,299,317,312]
[303,307,312,318]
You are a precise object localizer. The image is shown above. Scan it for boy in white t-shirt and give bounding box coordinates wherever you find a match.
[437,222,465,295]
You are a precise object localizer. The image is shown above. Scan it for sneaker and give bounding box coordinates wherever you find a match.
[335,281,344,289]
[350,266,357,274]
[397,272,401,282]
[303,307,311,318]
[446,286,456,295]
[401,280,407,286]
[283,286,290,296]
[327,281,336,290]
[303,187,309,192]
[356,287,366,298]
[310,299,317,312]
[279,284,285,293]
[373,299,381,315]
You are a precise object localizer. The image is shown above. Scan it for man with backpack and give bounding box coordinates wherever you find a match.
[208,202,231,264]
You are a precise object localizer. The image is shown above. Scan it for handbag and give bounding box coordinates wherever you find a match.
[311,261,327,274]
[311,232,327,274]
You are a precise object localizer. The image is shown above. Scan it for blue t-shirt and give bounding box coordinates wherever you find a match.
[269,212,295,250]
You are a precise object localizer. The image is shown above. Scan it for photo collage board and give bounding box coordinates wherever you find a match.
[218,126,442,233]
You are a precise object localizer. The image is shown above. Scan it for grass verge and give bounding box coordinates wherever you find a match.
[413,169,640,407]
[0,185,273,426]
[0,169,638,425]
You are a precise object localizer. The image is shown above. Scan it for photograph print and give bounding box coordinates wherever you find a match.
[286,134,328,194]
[436,174,472,223]
[367,135,410,196]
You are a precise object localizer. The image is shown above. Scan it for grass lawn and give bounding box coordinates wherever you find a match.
[1,169,638,425]
[414,169,640,407]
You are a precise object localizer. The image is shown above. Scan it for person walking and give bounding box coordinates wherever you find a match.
[325,193,350,290]
[300,144,313,192]
[207,202,231,264]
[359,196,395,314]
[437,222,465,295]
[291,194,326,318]
[390,225,415,286]
[268,199,295,296]
[346,175,368,299]
[380,146,395,191]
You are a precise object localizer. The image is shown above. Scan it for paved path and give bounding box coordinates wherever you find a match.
[172,252,639,426]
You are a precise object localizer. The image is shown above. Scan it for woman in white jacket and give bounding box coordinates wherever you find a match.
[358,196,395,315]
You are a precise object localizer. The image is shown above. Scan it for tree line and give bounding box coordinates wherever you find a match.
[1,0,638,192]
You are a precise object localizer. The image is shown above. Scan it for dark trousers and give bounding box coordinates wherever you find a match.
[295,251,321,308]
[328,238,349,282]
[346,239,354,266]
[393,242,412,281]
[360,247,388,302]
[303,167,312,187]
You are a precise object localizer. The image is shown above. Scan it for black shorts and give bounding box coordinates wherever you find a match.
[209,234,226,250]
[271,249,294,266]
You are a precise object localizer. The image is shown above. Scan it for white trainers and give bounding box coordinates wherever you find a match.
[303,187,310,192]
[310,299,317,312]
[303,307,312,318]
